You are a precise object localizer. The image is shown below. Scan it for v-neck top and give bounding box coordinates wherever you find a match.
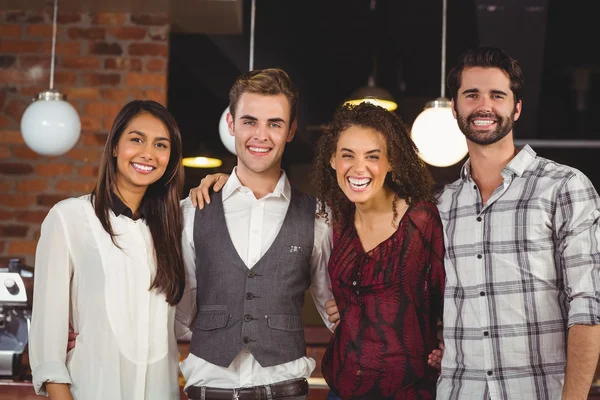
[322,200,445,399]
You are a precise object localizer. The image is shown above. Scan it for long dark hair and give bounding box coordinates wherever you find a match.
[313,102,435,226]
[91,100,185,306]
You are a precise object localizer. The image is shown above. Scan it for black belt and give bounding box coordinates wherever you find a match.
[186,378,309,400]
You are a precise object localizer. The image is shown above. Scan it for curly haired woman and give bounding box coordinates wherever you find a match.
[315,102,445,400]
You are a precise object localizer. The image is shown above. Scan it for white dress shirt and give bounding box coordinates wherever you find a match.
[29,196,180,400]
[176,169,333,389]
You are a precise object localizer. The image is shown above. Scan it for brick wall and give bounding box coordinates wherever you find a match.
[0,9,170,266]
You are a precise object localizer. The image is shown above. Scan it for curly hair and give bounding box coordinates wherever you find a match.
[313,102,435,227]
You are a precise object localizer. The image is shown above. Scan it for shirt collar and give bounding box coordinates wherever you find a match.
[110,192,146,220]
[460,144,537,181]
[221,167,291,201]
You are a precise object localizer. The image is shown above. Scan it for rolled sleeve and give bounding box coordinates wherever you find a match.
[29,207,73,395]
[554,172,600,327]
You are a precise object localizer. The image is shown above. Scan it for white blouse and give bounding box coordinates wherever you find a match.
[29,195,180,400]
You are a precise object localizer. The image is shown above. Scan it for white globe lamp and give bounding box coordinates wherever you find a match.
[21,90,81,156]
[219,106,236,155]
[411,99,468,167]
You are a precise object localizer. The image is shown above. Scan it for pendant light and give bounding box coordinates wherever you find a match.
[344,0,398,112]
[20,0,81,157]
[410,0,468,167]
[217,0,258,156]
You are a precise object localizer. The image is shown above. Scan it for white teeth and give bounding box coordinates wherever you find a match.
[348,177,371,188]
[132,163,153,171]
[249,147,269,153]
[473,120,494,126]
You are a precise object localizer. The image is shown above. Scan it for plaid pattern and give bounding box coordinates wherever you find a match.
[436,145,600,400]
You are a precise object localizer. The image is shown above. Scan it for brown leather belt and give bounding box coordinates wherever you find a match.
[186,378,309,400]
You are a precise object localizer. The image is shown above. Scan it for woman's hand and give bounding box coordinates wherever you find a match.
[189,173,230,209]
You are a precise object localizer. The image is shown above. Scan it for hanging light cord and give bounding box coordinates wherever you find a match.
[249,0,256,71]
[50,0,58,90]
[440,0,447,98]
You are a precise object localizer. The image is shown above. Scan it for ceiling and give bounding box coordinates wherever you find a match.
[165,0,600,187]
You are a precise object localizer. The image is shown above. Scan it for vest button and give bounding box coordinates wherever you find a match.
[247,271,256,278]
[244,314,252,322]
[243,336,250,344]
[245,292,254,300]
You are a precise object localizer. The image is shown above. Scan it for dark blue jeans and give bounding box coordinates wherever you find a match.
[326,389,342,400]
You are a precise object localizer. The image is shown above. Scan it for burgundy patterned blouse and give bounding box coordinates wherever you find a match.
[322,201,445,400]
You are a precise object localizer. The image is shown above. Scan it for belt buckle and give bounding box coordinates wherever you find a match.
[232,389,240,400]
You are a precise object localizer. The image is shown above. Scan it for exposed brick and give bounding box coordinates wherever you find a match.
[0,116,9,129]
[56,179,95,193]
[35,163,74,177]
[104,57,143,71]
[0,146,11,159]
[15,210,49,224]
[0,131,24,145]
[63,87,100,101]
[61,56,101,70]
[102,118,114,131]
[19,86,46,98]
[0,55,16,68]
[25,13,44,24]
[5,11,26,23]
[89,42,123,56]
[67,27,106,40]
[0,40,41,53]
[0,24,23,38]
[82,73,121,86]
[0,242,4,254]
[0,224,29,237]
[57,12,81,24]
[8,240,37,255]
[108,27,147,40]
[79,116,103,131]
[145,58,165,72]
[15,178,47,192]
[128,43,168,57]
[131,14,169,26]
[27,24,53,38]
[143,89,166,104]
[0,89,6,109]
[85,102,122,118]
[0,210,14,220]
[92,12,126,26]
[0,162,34,175]
[0,181,11,191]
[66,148,102,163]
[53,70,78,85]
[100,88,139,102]
[78,165,99,178]
[148,26,169,41]
[0,194,36,207]
[42,42,81,56]
[126,73,166,87]
[20,55,51,69]
[12,146,41,160]
[37,193,69,207]
[81,132,107,146]
[0,69,21,85]
[5,99,25,121]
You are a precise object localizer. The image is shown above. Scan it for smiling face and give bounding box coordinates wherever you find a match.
[452,66,522,146]
[330,125,391,205]
[227,92,296,178]
[113,112,171,193]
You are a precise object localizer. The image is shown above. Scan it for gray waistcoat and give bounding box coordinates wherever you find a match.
[189,188,316,368]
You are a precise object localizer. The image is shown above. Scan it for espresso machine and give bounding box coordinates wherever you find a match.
[0,258,31,379]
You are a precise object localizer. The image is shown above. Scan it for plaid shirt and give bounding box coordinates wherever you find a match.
[436,145,600,400]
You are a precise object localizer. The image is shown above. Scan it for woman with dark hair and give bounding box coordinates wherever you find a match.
[315,102,445,400]
[29,100,185,400]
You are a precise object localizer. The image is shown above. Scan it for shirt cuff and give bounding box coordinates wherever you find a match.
[568,296,600,327]
[32,361,72,396]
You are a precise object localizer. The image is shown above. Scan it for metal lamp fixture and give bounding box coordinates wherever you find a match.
[410,0,468,167]
[20,0,81,157]
[344,0,398,112]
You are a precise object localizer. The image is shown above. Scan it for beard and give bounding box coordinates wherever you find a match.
[457,109,516,145]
